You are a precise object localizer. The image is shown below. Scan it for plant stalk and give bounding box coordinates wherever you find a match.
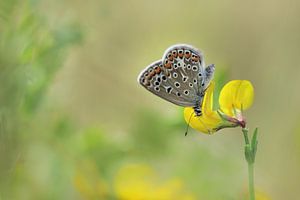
[248,162,255,200]
[242,128,256,200]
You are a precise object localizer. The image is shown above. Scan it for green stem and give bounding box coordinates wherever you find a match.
[248,162,255,200]
[242,128,256,200]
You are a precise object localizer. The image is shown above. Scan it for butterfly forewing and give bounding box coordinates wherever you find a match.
[138,60,195,107]
[138,44,215,112]
[161,44,207,97]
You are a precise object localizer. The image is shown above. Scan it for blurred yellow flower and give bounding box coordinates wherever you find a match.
[73,161,109,200]
[114,164,196,200]
[256,191,272,200]
[240,190,272,200]
[184,80,254,134]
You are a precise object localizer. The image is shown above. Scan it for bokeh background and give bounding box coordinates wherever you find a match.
[1,0,300,199]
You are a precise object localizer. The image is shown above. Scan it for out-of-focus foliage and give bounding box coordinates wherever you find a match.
[0,0,82,199]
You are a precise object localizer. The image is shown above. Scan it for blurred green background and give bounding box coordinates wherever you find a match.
[1,0,300,199]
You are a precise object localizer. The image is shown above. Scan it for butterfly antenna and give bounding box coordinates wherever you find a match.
[185,112,194,136]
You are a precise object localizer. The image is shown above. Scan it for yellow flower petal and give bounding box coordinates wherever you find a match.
[184,82,222,134]
[219,80,254,116]
[184,108,222,133]
[202,82,215,115]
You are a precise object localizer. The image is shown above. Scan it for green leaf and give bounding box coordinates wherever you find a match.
[244,144,253,163]
[251,128,258,161]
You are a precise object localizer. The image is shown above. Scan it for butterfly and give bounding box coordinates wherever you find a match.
[137,44,215,117]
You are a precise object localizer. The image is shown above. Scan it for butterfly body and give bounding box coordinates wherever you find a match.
[138,44,215,116]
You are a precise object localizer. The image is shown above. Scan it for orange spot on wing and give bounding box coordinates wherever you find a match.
[164,60,172,69]
[193,55,199,62]
[191,54,199,62]
[150,71,156,76]
[154,66,161,74]
[184,51,191,58]
[178,50,184,58]
[167,53,174,61]
[172,50,178,58]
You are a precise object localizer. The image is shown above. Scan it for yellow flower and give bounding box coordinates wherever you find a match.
[255,191,272,200]
[114,164,196,200]
[184,80,254,134]
[239,190,272,200]
[73,160,109,200]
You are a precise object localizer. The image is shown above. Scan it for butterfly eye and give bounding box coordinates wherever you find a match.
[193,79,197,84]
[175,82,180,88]
[154,87,160,91]
[184,90,189,95]
[173,72,178,78]
[198,73,202,77]
[187,64,191,70]
[176,92,181,97]
[189,83,193,87]
[161,75,167,81]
